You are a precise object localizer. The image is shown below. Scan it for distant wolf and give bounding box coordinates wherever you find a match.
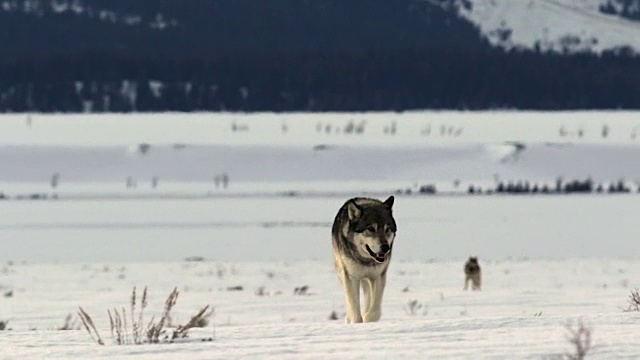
[332,196,397,323]
[464,257,482,291]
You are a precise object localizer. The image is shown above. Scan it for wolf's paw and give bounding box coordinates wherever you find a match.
[345,314,363,323]
[362,310,381,322]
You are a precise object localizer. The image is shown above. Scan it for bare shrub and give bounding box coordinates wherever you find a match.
[623,288,640,312]
[0,320,9,331]
[328,310,339,320]
[561,319,592,360]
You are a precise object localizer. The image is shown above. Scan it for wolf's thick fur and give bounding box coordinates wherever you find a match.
[332,196,396,323]
[464,257,482,291]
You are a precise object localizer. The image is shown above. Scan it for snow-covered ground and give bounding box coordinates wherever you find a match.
[1,111,640,358]
[2,256,639,359]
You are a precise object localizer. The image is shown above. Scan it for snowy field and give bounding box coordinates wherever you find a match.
[2,253,639,359]
[1,111,640,358]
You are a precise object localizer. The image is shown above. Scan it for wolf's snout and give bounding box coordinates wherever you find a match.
[379,244,390,254]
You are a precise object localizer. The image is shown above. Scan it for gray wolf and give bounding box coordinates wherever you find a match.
[464,257,482,291]
[331,196,397,323]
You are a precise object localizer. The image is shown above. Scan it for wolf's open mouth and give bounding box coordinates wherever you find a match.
[365,245,386,263]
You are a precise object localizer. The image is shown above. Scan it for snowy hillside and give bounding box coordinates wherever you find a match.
[459,0,640,52]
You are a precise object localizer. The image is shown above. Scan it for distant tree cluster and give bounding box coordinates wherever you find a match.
[394,177,638,197]
[468,178,638,195]
[492,179,593,194]
[395,184,437,195]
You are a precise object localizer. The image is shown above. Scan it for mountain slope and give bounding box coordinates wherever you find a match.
[459,0,640,53]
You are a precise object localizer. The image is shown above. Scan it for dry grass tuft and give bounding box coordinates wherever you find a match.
[146,286,179,343]
[81,286,212,346]
[78,307,104,345]
[172,305,214,340]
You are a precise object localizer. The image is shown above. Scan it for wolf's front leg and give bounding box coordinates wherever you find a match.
[474,277,482,291]
[361,279,371,316]
[343,276,363,323]
[362,274,386,322]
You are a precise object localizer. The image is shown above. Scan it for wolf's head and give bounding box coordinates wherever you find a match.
[345,196,396,264]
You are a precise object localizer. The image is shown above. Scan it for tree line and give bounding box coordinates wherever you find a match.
[0,46,638,112]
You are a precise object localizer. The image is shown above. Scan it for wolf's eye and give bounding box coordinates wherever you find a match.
[366,226,375,233]
[385,226,394,234]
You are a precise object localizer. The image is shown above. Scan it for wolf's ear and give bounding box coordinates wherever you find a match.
[383,196,394,210]
[347,200,362,221]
